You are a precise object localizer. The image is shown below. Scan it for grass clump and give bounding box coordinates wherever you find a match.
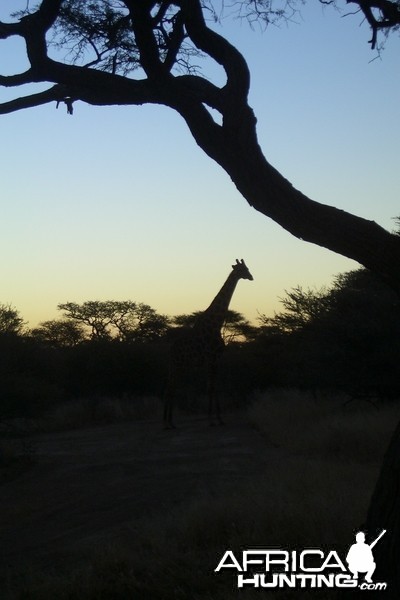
[248,388,399,465]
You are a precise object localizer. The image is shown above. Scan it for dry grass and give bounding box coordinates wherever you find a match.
[248,388,400,465]
[4,388,399,599]
[33,395,162,432]
[0,431,35,483]
[6,463,367,599]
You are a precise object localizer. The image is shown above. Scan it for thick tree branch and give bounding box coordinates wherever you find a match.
[35,0,64,31]
[0,19,24,39]
[174,75,223,110]
[0,64,164,114]
[2,1,400,591]
[0,85,67,114]
[176,93,400,292]
[180,0,250,103]
[46,61,163,106]
[8,0,63,77]
[0,70,35,87]
[125,0,168,80]
[0,0,399,293]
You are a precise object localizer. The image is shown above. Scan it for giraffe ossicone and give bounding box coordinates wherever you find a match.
[163,259,253,429]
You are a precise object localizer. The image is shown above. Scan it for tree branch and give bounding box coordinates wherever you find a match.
[347,0,400,47]
[0,63,165,115]
[43,60,162,106]
[180,0,250,103]
[163,11,185,72]
[0,20,24,39]
[125,0,168,80]
[0,0,399,294]
[0,70,35,87]
[175,75,223,110]
[36,0,64,31]
[152,1,171,27]
[0,85,66,114]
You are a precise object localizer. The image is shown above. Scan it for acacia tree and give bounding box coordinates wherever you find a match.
[259,285,332,334]
[58,299,169,340]
[173,309,255,342]
[2,0,400,590]
[58,300,121,339]
[30,318,86,347]
[0,303,25,335]
[1,1,400,288]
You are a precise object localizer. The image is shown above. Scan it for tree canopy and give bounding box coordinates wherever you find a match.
[0,303,26,335]
[173,309,255,342]
[1,0,400,290]
[256,269,400,393]
[57,299,170,341]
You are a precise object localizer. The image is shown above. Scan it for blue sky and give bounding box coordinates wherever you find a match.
[1,3,399,327]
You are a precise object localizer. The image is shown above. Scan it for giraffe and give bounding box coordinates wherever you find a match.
[163,259,254,428]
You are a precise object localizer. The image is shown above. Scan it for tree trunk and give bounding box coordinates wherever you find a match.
[180,103,400,293]
[179,100,400,599]
[366,421,400,596]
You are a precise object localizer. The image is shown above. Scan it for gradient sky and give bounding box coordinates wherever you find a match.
[1,3,399,327]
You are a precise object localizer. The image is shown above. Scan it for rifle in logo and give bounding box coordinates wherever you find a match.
[346,529,386,583]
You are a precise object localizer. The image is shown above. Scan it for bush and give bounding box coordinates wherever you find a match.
[248,388,399,465]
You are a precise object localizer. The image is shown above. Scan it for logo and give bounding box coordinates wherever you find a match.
[215,529,387,591]
[346,529,386,590]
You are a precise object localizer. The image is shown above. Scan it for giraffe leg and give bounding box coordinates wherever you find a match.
[163,375,176,430]
[163,397,175,429]
[207,362,223,426]
[215,392,224,426]
[163,396,171,429]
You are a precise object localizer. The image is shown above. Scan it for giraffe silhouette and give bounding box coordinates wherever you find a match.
[163,259,254,429]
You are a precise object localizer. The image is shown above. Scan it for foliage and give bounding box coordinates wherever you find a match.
[257,269,400,395]
[30,318,85,347]
[2,1,400,291]
[0,303,25,336]
[57,299,170,341]
[173,309,255,343]
[51,1,141,76]
[259,285,331,334]
[248,388,399,464]
[1,268,400,423]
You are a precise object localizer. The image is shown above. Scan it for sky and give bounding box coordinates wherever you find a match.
[0,2,399,327]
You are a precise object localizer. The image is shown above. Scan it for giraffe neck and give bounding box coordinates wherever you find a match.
[195,271,240,332]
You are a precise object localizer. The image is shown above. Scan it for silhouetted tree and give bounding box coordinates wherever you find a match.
[1,1,400,290]
[2,1,400,590]
[325,270,400,395]
[221,310,256,344]
[30,318,86,347]
[173,309,255,343]
[58,299,169,341]
[58,300,115,339]
[113,302,170,342]
[258,269,400,393]
[0,303,25,336]
[259,286,331,334]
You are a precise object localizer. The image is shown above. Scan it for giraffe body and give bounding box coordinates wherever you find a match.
[163,259,253,428]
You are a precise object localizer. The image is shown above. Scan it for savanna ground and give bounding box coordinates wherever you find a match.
[1,390,398,599]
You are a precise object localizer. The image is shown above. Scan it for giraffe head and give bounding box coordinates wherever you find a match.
[232,259,254,281]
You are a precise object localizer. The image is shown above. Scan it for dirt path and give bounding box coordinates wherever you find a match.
[0,413,278,574]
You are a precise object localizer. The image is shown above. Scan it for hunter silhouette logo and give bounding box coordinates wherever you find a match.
[215,529,388,591]
[346,529,386,584]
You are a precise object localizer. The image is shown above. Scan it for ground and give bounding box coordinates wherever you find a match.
[0,397,391,598]
[1,413,275,574]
